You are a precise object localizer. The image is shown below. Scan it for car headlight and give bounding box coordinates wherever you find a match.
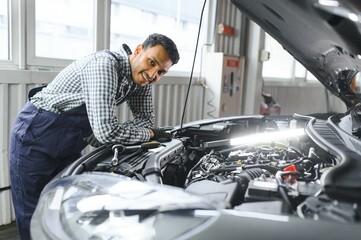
[31,172,223,240]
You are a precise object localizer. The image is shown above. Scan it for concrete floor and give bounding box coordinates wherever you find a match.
[0,222,20,240]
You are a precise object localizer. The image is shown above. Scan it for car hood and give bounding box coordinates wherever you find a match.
[231,0,361,108]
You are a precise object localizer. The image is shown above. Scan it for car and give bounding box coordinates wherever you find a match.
[31,0,361,239]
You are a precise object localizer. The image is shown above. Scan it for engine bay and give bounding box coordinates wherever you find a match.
[64,114,361,224]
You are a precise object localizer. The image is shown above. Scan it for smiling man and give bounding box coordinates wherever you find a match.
[131,44,173,86]
[9,33,179,240]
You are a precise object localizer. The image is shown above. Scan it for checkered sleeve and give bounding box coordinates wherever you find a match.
[81,54,151,144]
[123,85,155,128]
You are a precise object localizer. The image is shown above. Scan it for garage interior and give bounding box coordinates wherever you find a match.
[0,0,347,238]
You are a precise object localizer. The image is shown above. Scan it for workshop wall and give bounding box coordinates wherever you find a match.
[213,0,243,55]
[263,84,347,115]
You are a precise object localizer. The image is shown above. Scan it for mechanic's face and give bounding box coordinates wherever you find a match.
[130,44,173,86]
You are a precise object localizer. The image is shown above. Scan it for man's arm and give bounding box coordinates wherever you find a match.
[123,85,155,128]
[123,86,172,142]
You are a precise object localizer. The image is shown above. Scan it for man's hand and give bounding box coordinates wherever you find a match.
[150,128,172,142]
[83,133,102,147]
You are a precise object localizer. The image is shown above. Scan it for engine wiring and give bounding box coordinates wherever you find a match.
[178,138,336,211]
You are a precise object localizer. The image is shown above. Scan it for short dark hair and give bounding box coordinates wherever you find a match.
[143,33,180,65]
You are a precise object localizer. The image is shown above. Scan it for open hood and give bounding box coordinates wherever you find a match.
[231,0,361,108]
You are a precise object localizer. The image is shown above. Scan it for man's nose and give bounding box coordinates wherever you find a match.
[149,68,159,82]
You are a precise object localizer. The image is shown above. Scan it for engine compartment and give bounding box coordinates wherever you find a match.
[64,115,361,224]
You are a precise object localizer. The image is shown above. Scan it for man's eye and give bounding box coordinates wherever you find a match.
[149,59,156,66]
[158,70,165,76]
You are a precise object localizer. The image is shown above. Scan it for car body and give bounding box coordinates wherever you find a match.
[31,0,361,239]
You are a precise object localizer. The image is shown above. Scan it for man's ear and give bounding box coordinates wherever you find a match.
[134,44,144,56]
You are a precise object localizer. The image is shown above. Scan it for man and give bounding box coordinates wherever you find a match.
[9,33,179,240]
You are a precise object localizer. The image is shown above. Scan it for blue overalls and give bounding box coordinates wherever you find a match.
[9,97,92,239]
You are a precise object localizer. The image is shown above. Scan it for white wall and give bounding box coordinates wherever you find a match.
[263,83,347,115]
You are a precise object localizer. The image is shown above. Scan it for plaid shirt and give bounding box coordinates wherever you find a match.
[31,45,154,144]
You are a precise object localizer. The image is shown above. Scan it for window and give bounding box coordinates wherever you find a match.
[262,33,317,82]
[262,34,294,79]
[0,0,9,60]
[34,0,95,60]
[110,0,205,73]
[20,0,206,71]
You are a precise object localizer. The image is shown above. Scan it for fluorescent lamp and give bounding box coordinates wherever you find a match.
[229,128,305,146]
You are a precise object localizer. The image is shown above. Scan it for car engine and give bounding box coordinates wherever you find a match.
[64,115,361,224]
